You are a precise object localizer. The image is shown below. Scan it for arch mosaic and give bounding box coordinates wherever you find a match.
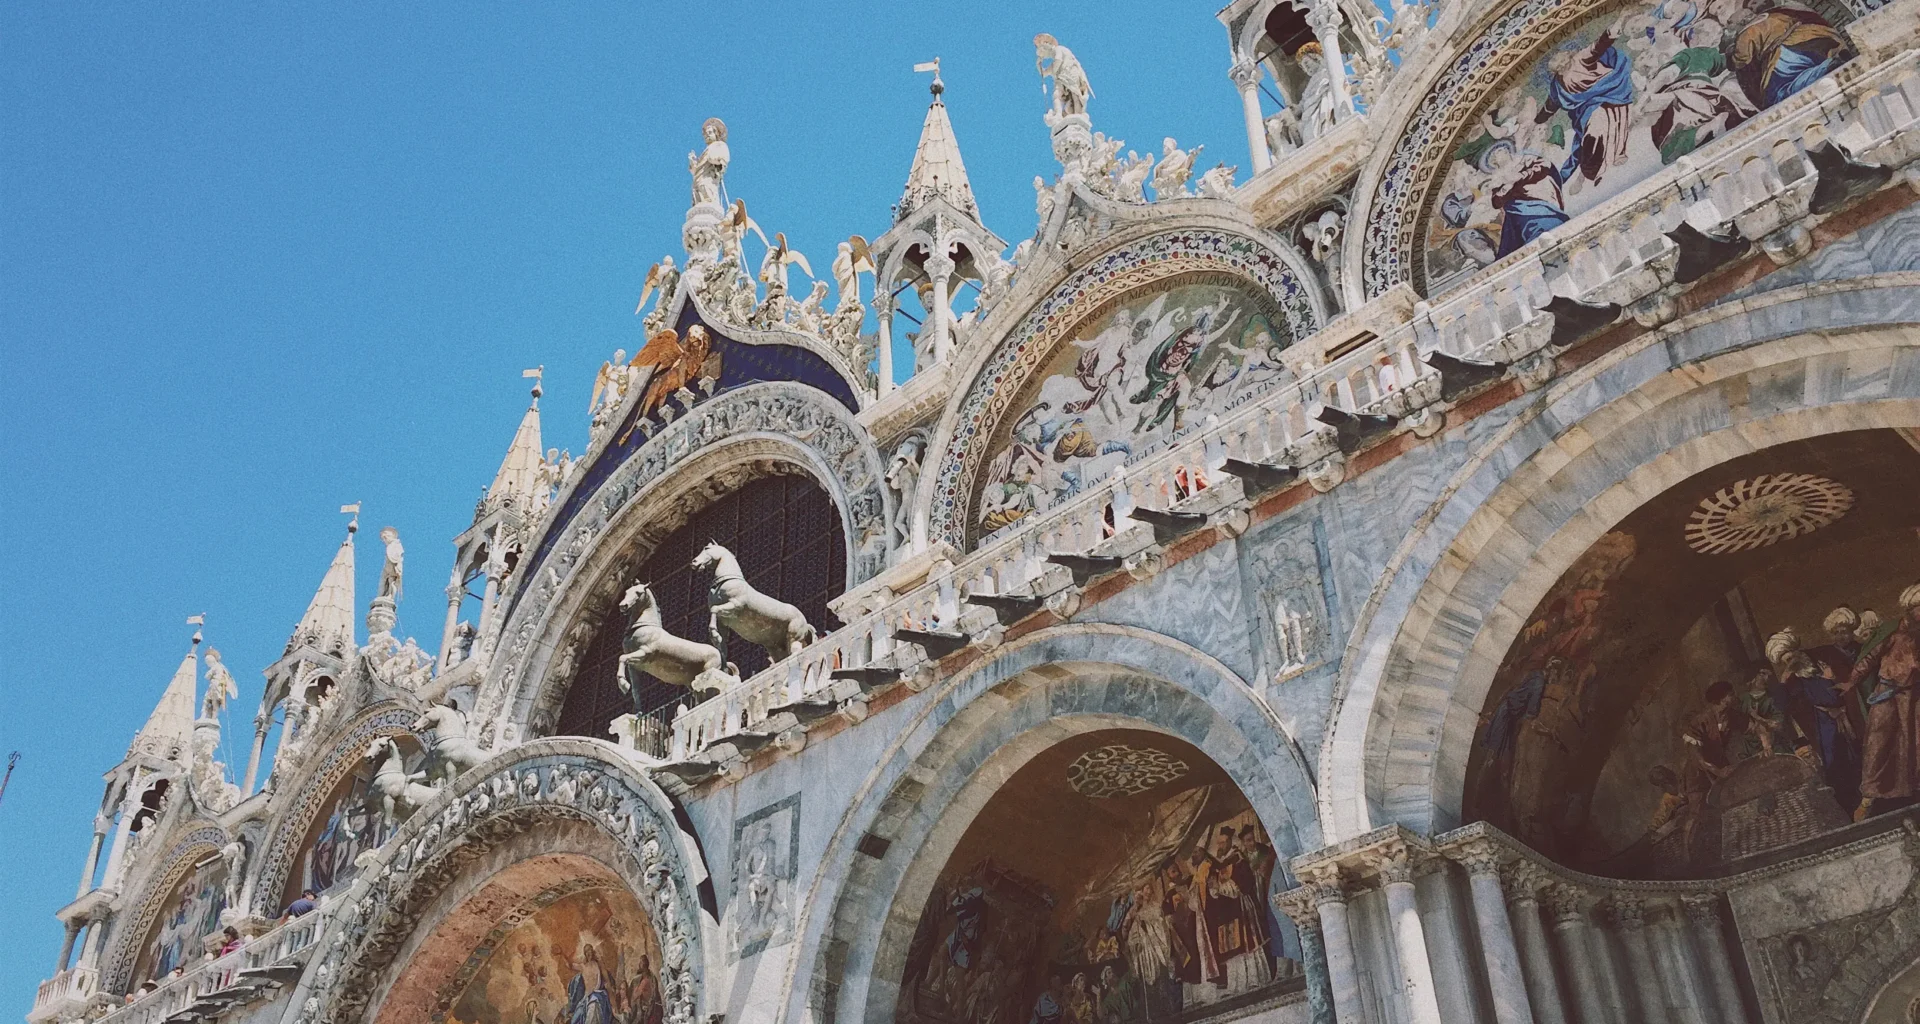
[1354,0,1872,299]
[283,738,716,1024]
[250,701,417,918]
[1315,277,1920,844]
[785,624,1322,1024]
[478,382,890,743]
[103,823,231,993]
[925,227,1325,550]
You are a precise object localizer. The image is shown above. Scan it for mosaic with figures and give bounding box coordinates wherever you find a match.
[974,280,1293,538]
[1423,0,1853,292]
[445,886,665,1024]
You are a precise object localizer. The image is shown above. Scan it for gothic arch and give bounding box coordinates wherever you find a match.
[780,623,1321,1024]
[249,700,417,918]
[477,382,890,745]
[923,219,1328,550]
[102,822,232,993]
[1315,276,1920,844]
[279,738,718,1024]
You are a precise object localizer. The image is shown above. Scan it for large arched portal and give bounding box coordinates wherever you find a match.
[892,727,1302,1024]
[554,472,847,748]
[1464,428,1920,877]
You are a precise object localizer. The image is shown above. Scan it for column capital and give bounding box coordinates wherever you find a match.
[1360,838,1424,884]
[1274,886,1324,932]
[1680,893,1725,925]
[1604,893,1648,929]
[1229,59,1263,90]
[1544,884,1588,923]
[445,582,467,601]
[1305,2,1344,36]
[1500,858,1553,901]
[1449,836,1505,877]
[924,253,956,280]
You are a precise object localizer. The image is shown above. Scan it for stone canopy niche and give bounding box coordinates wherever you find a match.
[895,728,1301,1024]
[1464,428,1920,878]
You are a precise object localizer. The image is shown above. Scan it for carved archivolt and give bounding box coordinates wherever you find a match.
[476,382,889,742]
[926,226,1322,549]
[249,701,416,918]
[285,740,712,1024]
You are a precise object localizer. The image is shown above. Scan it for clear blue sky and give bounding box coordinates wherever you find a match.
[0,2,1249,1008]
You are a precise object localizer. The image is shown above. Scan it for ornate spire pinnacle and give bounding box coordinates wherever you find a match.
[129,629,200,763]
[287,509,358,657]
[898,58,979,221]
[484,376,545,515]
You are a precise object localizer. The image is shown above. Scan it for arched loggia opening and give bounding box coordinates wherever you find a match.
[554,472,846,751]
[1464,428,1920,877]
[894,728,1304,1024]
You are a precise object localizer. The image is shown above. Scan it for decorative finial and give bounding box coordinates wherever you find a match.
[914,58,943,97]
[340,502,361,535]
[186,613,205,648]
[523,366,544,401]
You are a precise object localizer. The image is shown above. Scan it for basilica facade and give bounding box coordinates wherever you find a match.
[26,0,1920,1021]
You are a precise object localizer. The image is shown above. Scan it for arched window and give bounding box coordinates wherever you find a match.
[556,474,846,746]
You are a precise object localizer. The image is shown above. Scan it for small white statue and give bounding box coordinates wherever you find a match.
[1264,108,1302,156]
[1296,44,1342,141]
[885,434,926,550]
[1150,138,1202,199]
[793,281,830,333]
[1373,0,1430,54]
[637,256,680,335]
[590,348,634,435]
[202,648,239,718]
[718,200,758,276]
[1113,150,1154,202]
[220,839,248,911]
[1034,176,1056,227]
[832,235,874,313]
[378,527,404,602]
[1195,163,1238,199]
[688,118,730,208]
[1034,34,1094,117]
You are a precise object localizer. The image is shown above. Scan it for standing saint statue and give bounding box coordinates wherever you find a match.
[202,648,239,718]
[379,527,404,602]
[689,117,730,208]
[1034,34,1093,117]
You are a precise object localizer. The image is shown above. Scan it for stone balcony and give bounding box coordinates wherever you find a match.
[613,44,1920,785]
[31,911,324,1024]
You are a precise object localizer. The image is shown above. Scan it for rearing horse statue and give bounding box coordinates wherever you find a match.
[616,580,738,698]
[693,541,816,661]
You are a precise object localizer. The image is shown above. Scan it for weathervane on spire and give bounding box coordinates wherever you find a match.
[341,502,361,535]
[523,365,544,401]
[914,57,943,97]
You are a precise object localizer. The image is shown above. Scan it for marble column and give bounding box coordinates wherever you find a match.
[1454,840,1536,1024]
[1681,896,1751,1024]
[241,711,271,795]
[438,572,466,672]
[76,912,110,971]
[1306,3,1355,120]
[1504,863,1569,1024]
[1607,896,1672,1024]
[1309,872,1370,1024]
[925,251,955,366]
[1374,847,1445,1024]
[1546,885,1610,1024]
[1648,902,1712,1024]
[98,782,140,891]
[56,920,79,972]
[1278,889,1337,1024]
[875,295,895,395]
[1230,60,1273,174]
[75,819,108,898]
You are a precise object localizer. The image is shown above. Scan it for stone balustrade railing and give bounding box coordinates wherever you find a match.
[650,47,1920,771]
[31,967,98,1018]
[82,910,324,1024]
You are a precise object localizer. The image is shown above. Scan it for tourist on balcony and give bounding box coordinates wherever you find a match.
[218,927,244,956]
[283,888,318,920]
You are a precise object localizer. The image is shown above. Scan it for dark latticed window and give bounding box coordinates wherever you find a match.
[555,474,846,745]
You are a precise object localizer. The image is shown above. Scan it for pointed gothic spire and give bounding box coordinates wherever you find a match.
[129,635,199,763]
[287,512,357,657]
[898,59,979,221]
[486,377,545,511]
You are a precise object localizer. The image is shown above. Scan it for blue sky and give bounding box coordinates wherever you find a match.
[0,2,1248,1007]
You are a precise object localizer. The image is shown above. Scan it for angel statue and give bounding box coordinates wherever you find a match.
[202,648,239,718]
[378,527,404,601]
[590,348,634,435]
[1034,34,1093,117]
[689,117,730,208]
[1373,0,1430,55]
[718,200,761,275]
[793,281,830,333]
[832,235,874,313]
[636,256,679,316]
[1150,139,1202,199]
[757,232,813,324]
